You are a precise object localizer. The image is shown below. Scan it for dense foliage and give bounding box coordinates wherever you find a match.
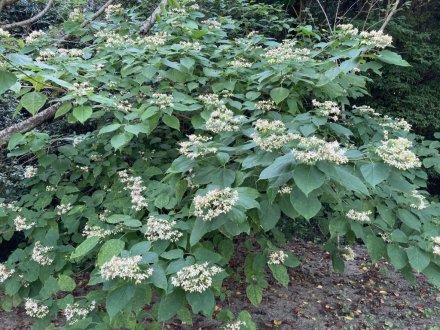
[1,1,440,329]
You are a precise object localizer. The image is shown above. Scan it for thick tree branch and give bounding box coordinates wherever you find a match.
[0,103,60,147]
[1,0,54,30]
[140,0,168,34]
[379,0,400,32]
[80,0,115,28]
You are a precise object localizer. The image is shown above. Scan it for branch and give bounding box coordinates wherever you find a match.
[1,0,54,30]
[0,103,60,147]
[80,0,115,28]
[314,0,333,32]
[139,0,168,34]
[379,0,400,32]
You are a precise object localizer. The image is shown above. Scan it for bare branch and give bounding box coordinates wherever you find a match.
[140,0,168,34]
[0,103,60,147]
[80,0,116,28]
[379,0,400,32]
[314,0,333,32]
[1,0,54,30]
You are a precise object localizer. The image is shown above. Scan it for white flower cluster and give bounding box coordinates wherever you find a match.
[0,202,21,212]
[375,138,421,170]
[255,100,276,112]
[202,18,222,29]
[100,256,153,284]
[56,203,72,216]
[73,134,88,146]
[169,8,188,17]
[82,224,122,239]
[0,28,10,38]
[140,32,169,48]
[36,49,55,62]
[353,105,380,116]
[346,209,372,222]
[105,4,122,20]
[179,41,202,51]
[278,185,292,194]
[117,100,132,112]
[342,246,356,261]
[263,39,311,64]
[292,136,349,164]
[25,299,49,319]
[178,135,217,159]
[268,250,288,265]
[24,166,37,178]
[194,188,238,221]
[63,301,96,325]
[360,30,393,49]
[150,93,174,109]
[118,170,148,211]
[46,186,56,192]
[171,262,222,292]
[432,236,440,256]
[410,190,428,210]
[70,82,94,97]
[145,216,183,242]
[57,48,84,58]
[32,241,54,266]
[206,105,242,133]
[312,99,341,121]
[0,263,15,283]
[336,23,359,36]
[185,169,199,189]
[230,59,252,68]
[380,116,412,132]
[25,30,45,44]
[68,8,84,21]
[14,215,35,231]
[223,320,246,330]
[251,119,298,152]
[199,93,222,106]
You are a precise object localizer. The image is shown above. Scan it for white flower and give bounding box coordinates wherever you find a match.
[36,48,56,62]
[312,99,341,121]
[25,30,45,44]
[145,216,183,242]
[178,135,217,159]
[342,246,356,261]
[360,30,393,49]
[57,48,84,58]
[433,246,440,256]
[69,8,84,22]
[150,93,174,109]
[0,28,11,38]
[193,188,238,221]
[278,185,292,194]
[346,209,372,222]
[336,24,359,36]
[105,4,122,20]
[25,298,49,319]
[206,105,242,133]
[202,18,222,29]
[179,41,202,51]
[82,224,121,239]
[375,138,421,170]
[100,256,153,284]
[63,301,96,325]
[118,170,148,211]
[70,82,94,97]
[0,202,21,212]
[31,241,54,266]
[380,116,412,132]
[0,263,15,283]
[14,215,35,231]
[117,100,132,112]
[353,105,380,117]
[198,94,222,106]
[24,166,37,178]
[263,39,311,64]
[230,59,252,68]
[410,190,428,210]
[251,119,299,152]
[139,32,169,48]
[223,320,246,330]
[56,203,72,216]
[255,100,276,112]
[171,262,222,292]
[268,250,288,265]
[292,136,349,165]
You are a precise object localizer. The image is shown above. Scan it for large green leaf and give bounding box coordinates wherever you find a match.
[106,284,136,319]
[268,264,289,287]
[291,189,321,220]
[73,106,93,123]
[0,71,17,94]
[186,289,215,316]
[293,165,325,196]
[378,50,410,67]
[387,244,408,270]
[270,87,289,104]
[21,92,48,115]
[397,209,421,231]
[406,246,430,272]
[365,235,386,263]
[258,200,281,231]
[71,236,100,259]
[158,290,186,321]
[246,284,263,306]
[97,239,125,266]
[360,163,390,187]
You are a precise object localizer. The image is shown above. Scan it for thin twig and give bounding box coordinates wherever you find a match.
[80,0,115,28]
[379,0,400,32]
[1,0,54,30]
[314,0,333,32]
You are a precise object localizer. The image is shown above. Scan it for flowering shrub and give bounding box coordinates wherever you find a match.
[1,2,440,329]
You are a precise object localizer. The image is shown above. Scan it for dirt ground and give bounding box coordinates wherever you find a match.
[1,241,439,330]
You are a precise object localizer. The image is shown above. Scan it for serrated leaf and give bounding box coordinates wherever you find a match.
[406,246,430,272]
[246,284,263,306]
[162,114,180,130]
[269,264,289,287]
[73,106,93,123]
[21,92,47,115]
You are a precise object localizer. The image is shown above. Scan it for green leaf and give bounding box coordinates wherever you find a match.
[97,239,125,266]
[162,114,180,130]
[397,209,421,231]
[125,124,149,136]
[54,102,72,118]
[268,264,289,287]
[106,284,136,319]
[406,246,430,272]
[246,284,263,306]
[193,247,222,263]
[293,165,325,196]
[422,264,440,288]
[333,167,369,195]
[387,244,408,270]
[360,163,390,187]
[190,218,210,246]
[111,132,132,150]
[58,275,76,292]
[158,290,185,321]
[270,87,289,104]
[284,253,300,268]
[21,92,48,115]
[186,289,215,316]
[365,235,386,263]
[291,189,321,220]
[258,200,281,231]
[0,71,17,94]
[378,50,411,67]
[71,236,100,259]
[7,133,25,150]
[99,123,121,135]
[259,154,293,180]
[73,106,93,123]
